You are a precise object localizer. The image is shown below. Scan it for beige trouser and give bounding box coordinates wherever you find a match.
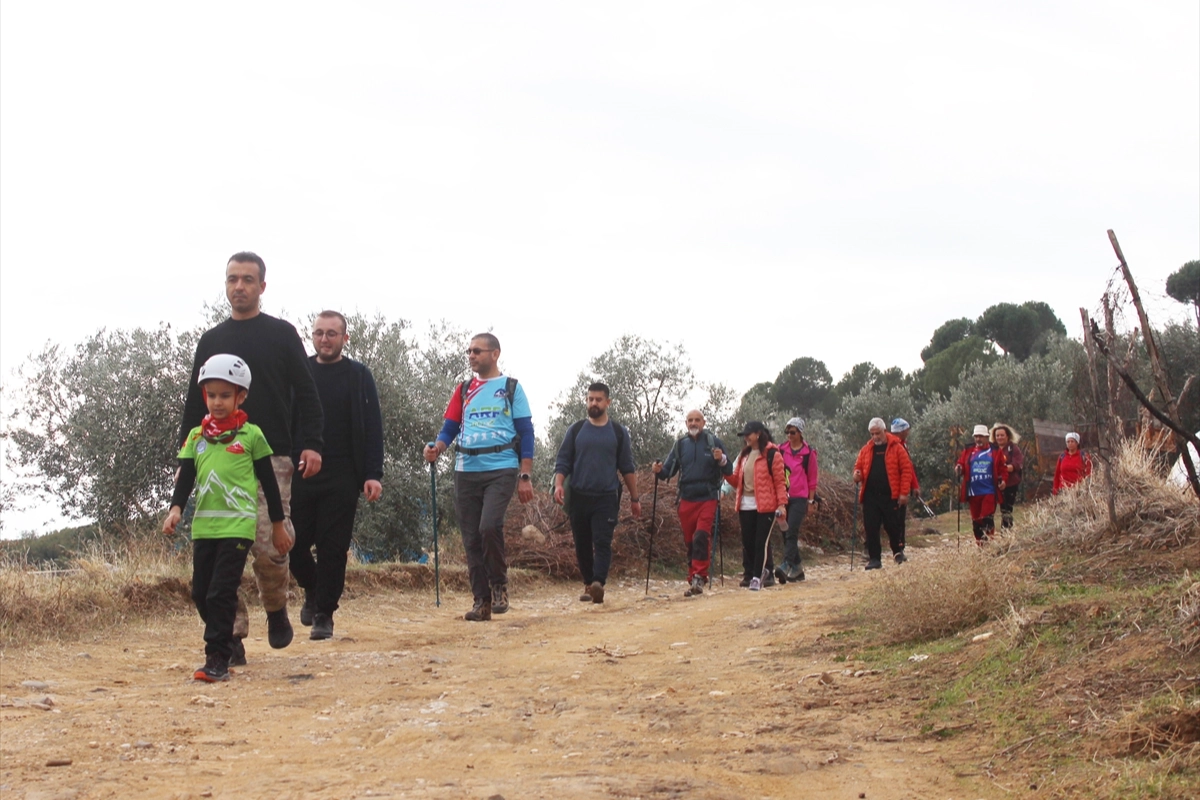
[233,455,295,637]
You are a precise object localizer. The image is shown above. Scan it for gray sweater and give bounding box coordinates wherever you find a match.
[554,420,636,495]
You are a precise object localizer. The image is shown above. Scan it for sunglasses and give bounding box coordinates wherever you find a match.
[465,347,496,356]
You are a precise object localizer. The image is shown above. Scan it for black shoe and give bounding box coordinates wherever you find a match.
[310,612,333,640]
[739,576,751,588]
[300,592,315,627]
[194,655,230,683]
[773,566,788,585]
[579,590,593,602]
[685,575,705,596]
[491,584,509,614]
[780,562,805,582]
[587,581,605,604]
[865,559,883,571]
[266,607,293,649]
[229,638,247,667]
[464,600,492,621]
[761,573,776,588]
[894,551,907,564]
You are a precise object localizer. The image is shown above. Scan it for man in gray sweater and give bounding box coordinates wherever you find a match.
[553,383,640,604]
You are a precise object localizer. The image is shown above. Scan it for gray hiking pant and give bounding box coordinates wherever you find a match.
[454,468,518,603]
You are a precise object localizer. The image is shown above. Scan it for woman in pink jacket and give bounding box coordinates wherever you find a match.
[774,417,818,583]
[726,421,788,590]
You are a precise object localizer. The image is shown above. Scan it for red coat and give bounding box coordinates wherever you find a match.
[1053,450,1092,494]
[854,433,914,502]
[957,444,1006,503]
[727,442,788,514]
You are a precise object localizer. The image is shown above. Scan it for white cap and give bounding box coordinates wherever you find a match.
[973,424,990,437]
[785,417,806,433]
[891,418,910,433]
[1065,432,1081,443]
[199,354,252,391]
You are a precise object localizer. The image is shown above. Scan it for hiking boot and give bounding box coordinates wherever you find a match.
[194,655,230,683]
[773,566,789,585]
[686,575,705,596]
[266,607,294,649]
[491,584,509,614]
[300,591,315,627]
[865,559,883,570]
[748,577,761,591]
[739,576,751,588]
[464,600,492,621]
[579,590,593,602]
[310,612,333,640]
[229,638,247,667]
[894,551,907,564]
[761,573,776,588]
[780,562,805,582]
[587,581,605,604]
[1001,513,1014,529]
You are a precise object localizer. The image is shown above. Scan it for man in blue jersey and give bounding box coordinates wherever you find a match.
[424,334,535,621]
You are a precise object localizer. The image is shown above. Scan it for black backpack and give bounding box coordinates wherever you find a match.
[561,419,629,513]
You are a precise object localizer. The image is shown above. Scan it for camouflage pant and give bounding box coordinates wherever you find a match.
[233,455,294,637]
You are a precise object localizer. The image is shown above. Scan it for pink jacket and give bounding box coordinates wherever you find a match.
[778,442,818,499]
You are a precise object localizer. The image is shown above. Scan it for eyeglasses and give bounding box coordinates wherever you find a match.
[313,331,344,339]
[785,429,800,435]
[465,348,495,356]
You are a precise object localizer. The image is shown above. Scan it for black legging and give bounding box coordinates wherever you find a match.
[739,510,775,580]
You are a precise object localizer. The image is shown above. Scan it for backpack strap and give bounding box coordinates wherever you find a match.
[454,377,523,457]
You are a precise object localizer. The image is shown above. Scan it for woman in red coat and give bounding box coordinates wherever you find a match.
[1052,432,1092,494]
[726,421,787,590]
[955,424,1006,543]
[990,423,1024,529]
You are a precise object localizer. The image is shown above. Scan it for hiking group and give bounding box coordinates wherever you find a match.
[166,251,1092,683]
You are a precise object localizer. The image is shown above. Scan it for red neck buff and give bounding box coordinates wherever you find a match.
[201,410,248,442]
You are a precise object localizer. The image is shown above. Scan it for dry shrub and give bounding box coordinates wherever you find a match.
[503,469,866,580]
[1023,439,1200,553]
[854,547,1027,644]
[1174,574,1200,654]
[0,533,192,642]
[1105,686,1200,775]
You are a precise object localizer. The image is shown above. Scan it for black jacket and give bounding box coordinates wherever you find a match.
[292,357,384,486]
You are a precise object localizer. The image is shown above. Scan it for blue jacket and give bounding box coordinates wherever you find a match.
[656,431,733,501]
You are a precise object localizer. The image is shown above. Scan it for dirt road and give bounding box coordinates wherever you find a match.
[2,560,998,799]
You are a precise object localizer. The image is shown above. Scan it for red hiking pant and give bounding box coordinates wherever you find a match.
[678,499,716,581]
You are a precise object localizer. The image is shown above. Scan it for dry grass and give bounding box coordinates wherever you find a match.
[1174,572,1200,654]
[853,547,1027,644]
[1023,439,1200,552]
[0,533,193,643]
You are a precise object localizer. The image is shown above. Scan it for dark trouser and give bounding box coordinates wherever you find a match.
[192,537,252,661]
[739,510,775,580]
[1000,485,1019,528]
[862,494,904,562]
[568,491,619,586]
[678,499,717,580]
[290,460,361,616]
[454,468,518,602]
[782,498,809,569]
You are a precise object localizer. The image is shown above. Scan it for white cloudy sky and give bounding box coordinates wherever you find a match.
[1,1,1197,533]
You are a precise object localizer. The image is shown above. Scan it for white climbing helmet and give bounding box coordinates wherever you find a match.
[198,354,252,391]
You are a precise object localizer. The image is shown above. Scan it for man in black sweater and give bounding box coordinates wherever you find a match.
[553,383,640,604]
[179,252,324,659]
[289,311,384,641]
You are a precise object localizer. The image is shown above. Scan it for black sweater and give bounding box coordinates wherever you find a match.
[179,313,324,454]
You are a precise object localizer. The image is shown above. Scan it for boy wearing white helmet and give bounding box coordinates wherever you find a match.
[164,354,291,682]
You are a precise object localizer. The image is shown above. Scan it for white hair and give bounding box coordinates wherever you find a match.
[868,417,887,433]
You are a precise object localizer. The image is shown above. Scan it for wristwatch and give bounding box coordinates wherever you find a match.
[518,473,531,481]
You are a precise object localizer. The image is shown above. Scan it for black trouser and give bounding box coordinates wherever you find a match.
[568,491,619,586]
[1000,485,1019,528]
[862,494,904,562]
[192,537,252,661]
[782,498,809,569]
[290,460,361,616]
[739,510,776,580]
[454,468,518,602]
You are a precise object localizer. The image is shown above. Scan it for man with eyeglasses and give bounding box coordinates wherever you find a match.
[652,410,732,596]
[179,252,325,662]
[424,333,534,621]
[288,311,384,641]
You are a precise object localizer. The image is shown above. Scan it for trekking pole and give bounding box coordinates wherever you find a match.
[427,443,441,607]
[714,497,724,587]
[645,476,659,595]
[755,511,782,588]
[850,490,859,571]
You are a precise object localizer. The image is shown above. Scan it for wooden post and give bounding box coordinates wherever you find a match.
[1080,308,1118,526]
[1102,293,1122,432]
[1108,229,1200,500]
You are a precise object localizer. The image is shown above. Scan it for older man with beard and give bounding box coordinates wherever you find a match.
[653,410,733,596]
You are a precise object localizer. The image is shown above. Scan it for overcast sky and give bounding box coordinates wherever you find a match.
[1,1,1197,535]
